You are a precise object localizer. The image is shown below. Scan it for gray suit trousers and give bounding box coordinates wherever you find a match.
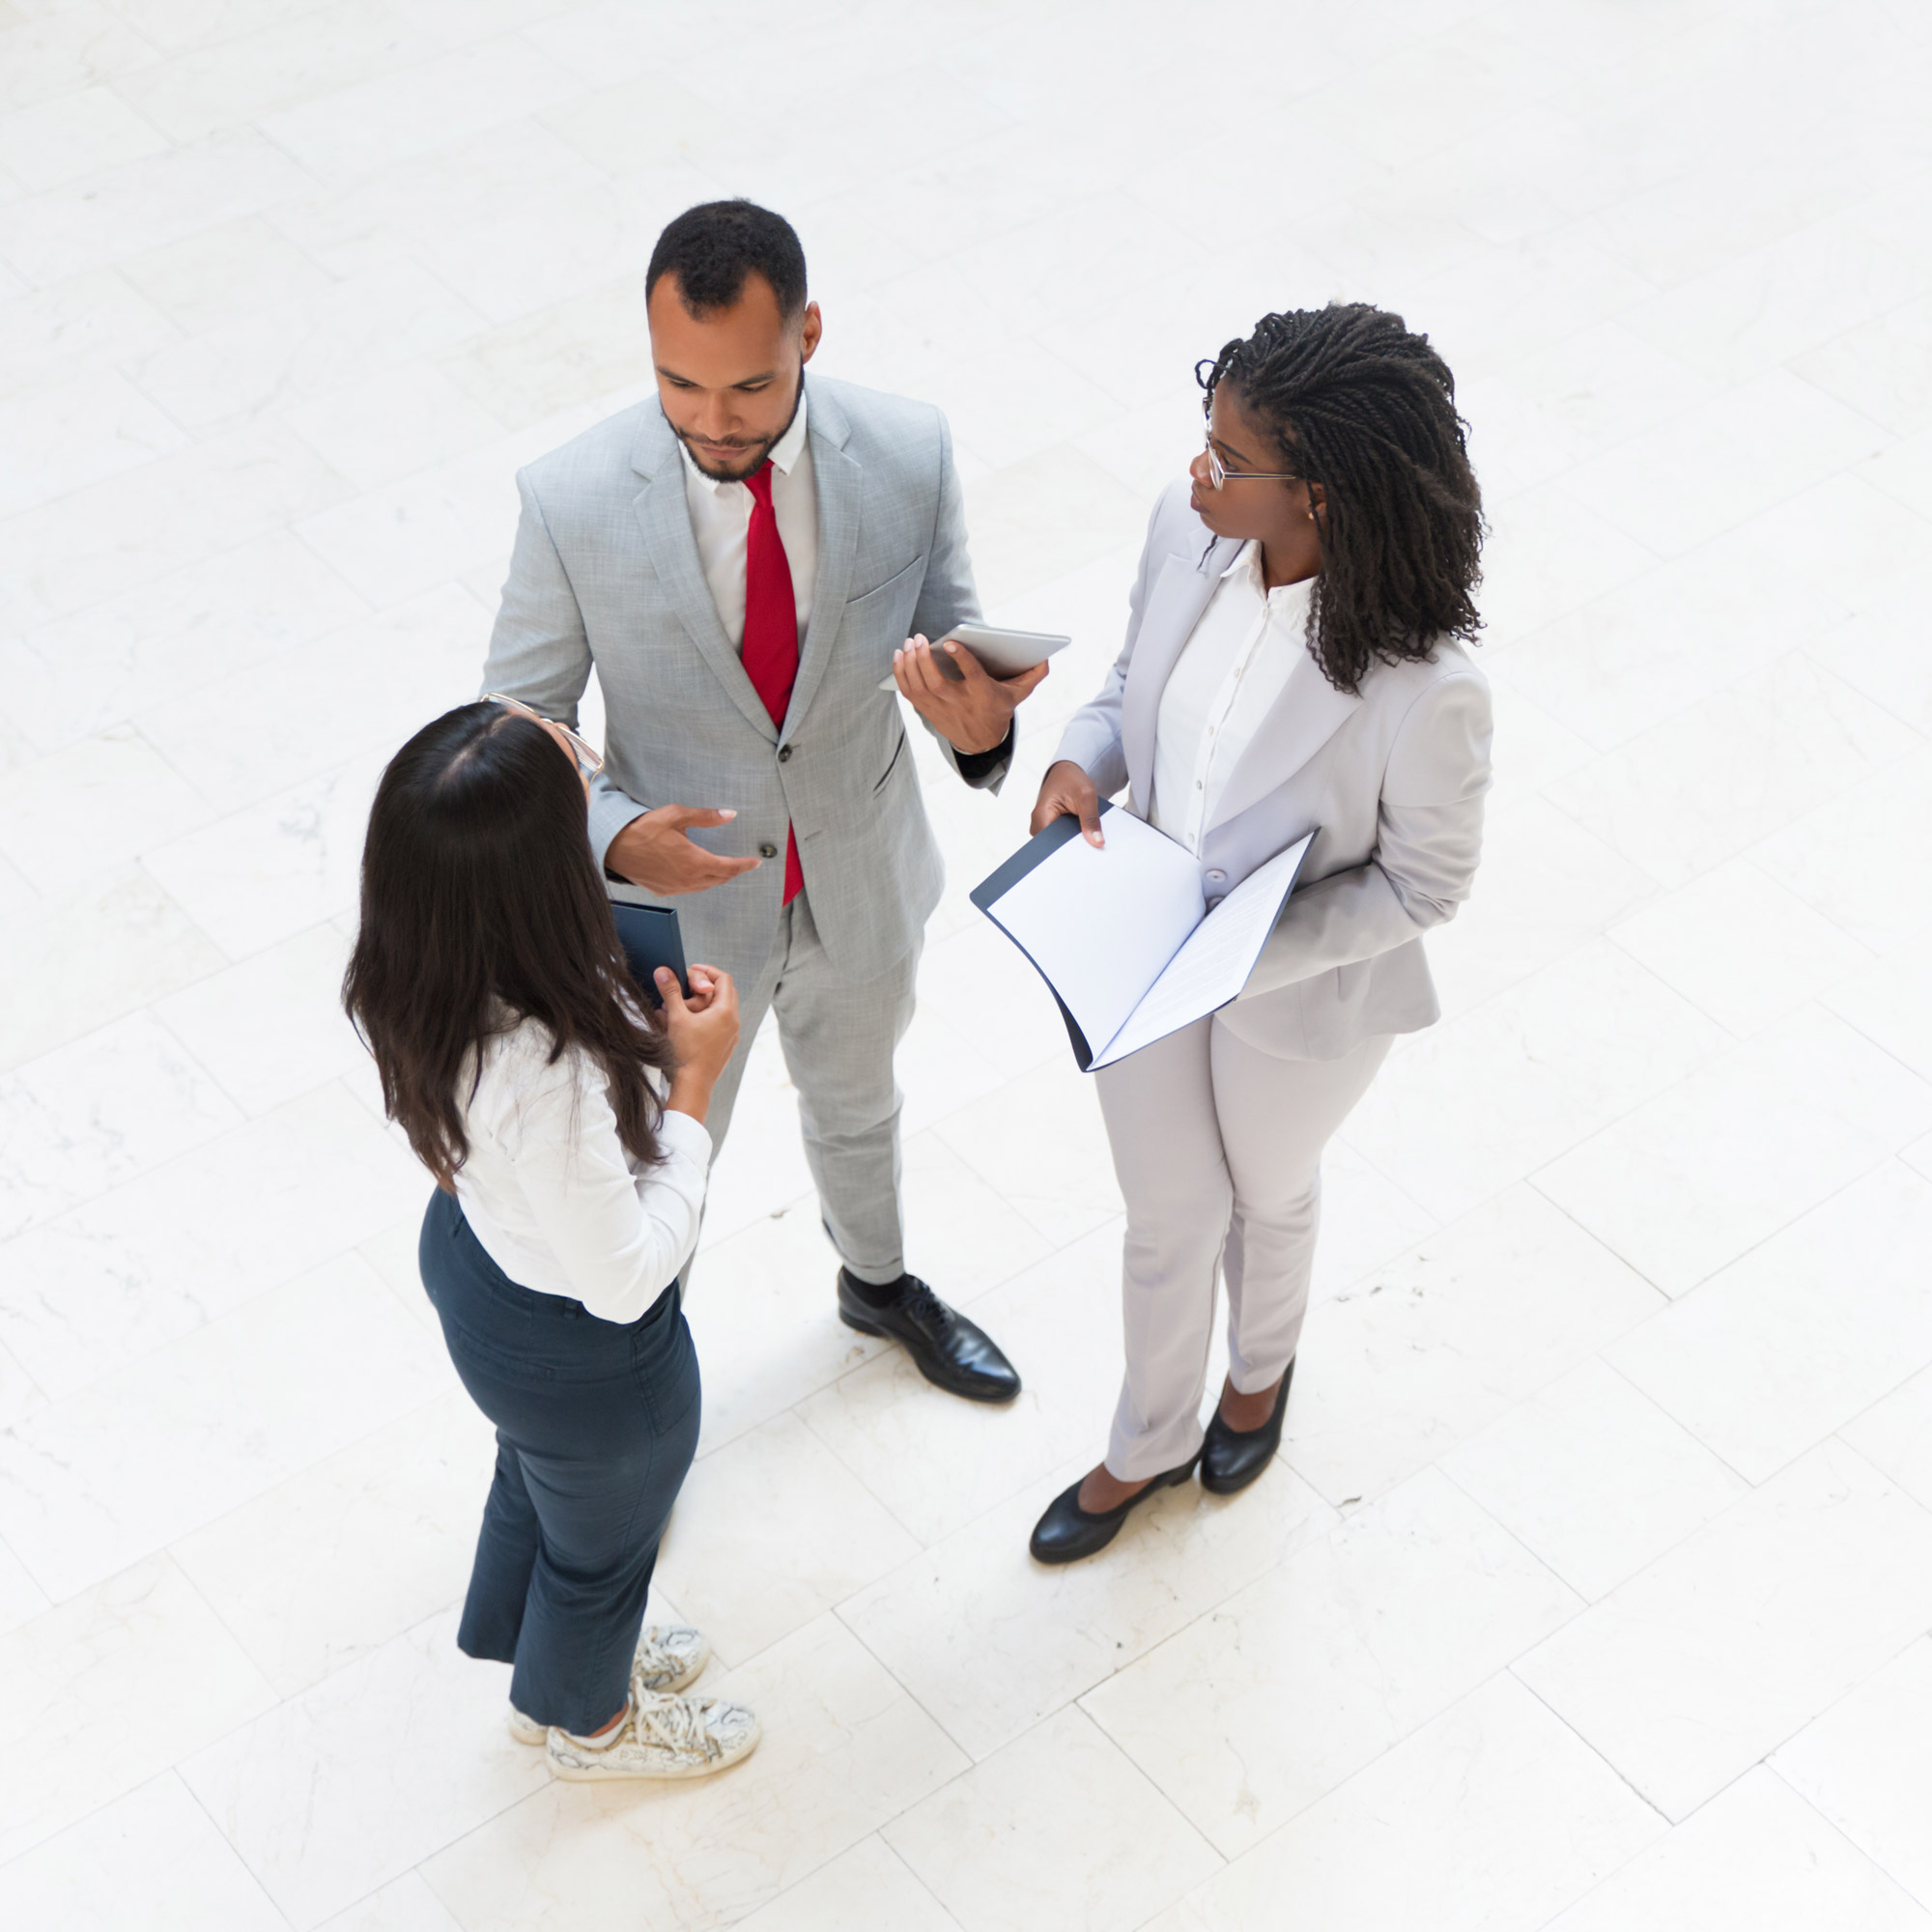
[698,890,919,1289]
[1095,1016,1392,1481]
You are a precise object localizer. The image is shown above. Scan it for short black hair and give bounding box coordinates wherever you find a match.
[646,200,808,320]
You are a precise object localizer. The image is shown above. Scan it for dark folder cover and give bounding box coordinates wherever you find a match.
[607,895,689,1008]
[969,803,1115,1071]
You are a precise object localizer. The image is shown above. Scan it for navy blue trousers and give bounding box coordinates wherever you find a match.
[418,1188,701,1734]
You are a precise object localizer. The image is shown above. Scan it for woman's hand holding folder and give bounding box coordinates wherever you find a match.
[1030,759,1106,847]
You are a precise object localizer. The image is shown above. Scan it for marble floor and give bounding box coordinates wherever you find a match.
[4,0,1932,1925]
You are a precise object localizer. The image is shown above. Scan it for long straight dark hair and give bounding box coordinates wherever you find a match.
[343,701,673,1190]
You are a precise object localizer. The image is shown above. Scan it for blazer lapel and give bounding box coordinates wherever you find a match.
[782,377,857,740]
[1209,640,1362,829]
[1122,543,1236,804]
[629,405,778,744]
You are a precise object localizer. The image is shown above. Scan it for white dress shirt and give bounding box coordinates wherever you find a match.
[677,391,816,648]
[1149,541,1316,855]
[453,1016,713,1324]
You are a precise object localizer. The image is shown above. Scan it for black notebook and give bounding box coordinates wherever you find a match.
[606,887,689,1008]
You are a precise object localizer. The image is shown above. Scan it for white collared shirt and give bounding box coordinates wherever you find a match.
[677,389,816,649]
[453,1016,712,1325]
[1150,541,1315,855]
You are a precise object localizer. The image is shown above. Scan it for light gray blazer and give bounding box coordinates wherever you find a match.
[482,373,1000,986]
[1056,480,1492,1061]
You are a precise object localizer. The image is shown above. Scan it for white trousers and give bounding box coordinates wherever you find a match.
[1094,1017,1393,1481]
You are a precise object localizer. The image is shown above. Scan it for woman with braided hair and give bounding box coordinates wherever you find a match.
[1026,303,1492,1563]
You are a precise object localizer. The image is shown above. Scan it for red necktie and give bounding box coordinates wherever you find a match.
[741,461,803,904]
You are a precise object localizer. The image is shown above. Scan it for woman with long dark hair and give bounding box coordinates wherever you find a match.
[344,696,757,1778]
[1027,303,1492,1562]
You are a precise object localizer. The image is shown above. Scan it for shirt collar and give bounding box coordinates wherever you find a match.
[677,386,810,493]
[1225,539,1317,614]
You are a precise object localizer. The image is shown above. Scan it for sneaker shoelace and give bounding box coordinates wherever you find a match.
[633,1632,686,1683]
[631,1692,723,1760]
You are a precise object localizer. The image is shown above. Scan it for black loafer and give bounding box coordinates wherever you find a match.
[1199,1359,1293,1495]
[1030,1457,1199,1564]
[837,1268,1021,1404]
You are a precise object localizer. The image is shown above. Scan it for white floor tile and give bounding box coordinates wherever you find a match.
[0,1009,240,1241]
[1842,1364,1932,1512]
[929,1055,1123,1248]
[0,1554,276,1866]
[884,1704,1220,1932]
[1441,1359,1748,1600]
[1546,652,1919,894]
[734,1834,961,1932]
[1515,1438,1932,1820]
[1608,857,1877,1037]
[0,1772,287,1932]
[1608,1160,1932,1481]
[1772,1633,1932,1910]
[141,751,387,955]
[0,1080,426,1399]
[181,1606,548,1932]
[1745,748,1932,955]
[152,920,362,1114]
[0,864,226,1073]
[172,1390,496,1697]
[1084,1468,1579,1855]
[1287,1183,1662,1502]
[0,724,218,897]
[1342,942,1723,1222]
[1424,795,1659,1018]
[1535,1008,1932,1296]
[1545,1766,1931,1932]
[418,1614,969,1932]
[318,1870,469,1932]
[3,528,369,753]
[1145,1674,1664,1932]
[0,1250,453,1599]
[840,1455,1334,1765]
[651,1409,922,1666]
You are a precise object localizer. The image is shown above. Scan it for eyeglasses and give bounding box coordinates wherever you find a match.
[1201,435,1305,491]
[483,693,604,780]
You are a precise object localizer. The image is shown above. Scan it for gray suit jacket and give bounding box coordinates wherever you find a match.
[482,373,1003,985]
[1057,481,1492,1061]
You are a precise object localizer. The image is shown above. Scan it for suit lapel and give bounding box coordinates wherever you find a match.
[1122,543,1236,804]
[782,377,857,740]
[629,404,778,744]
[1209,640,1362,829]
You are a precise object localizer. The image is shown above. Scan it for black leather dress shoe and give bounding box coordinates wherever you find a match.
[1199,1359,1293,1496]
[1030,1458,1199,1564]
[837,1268,1021,1404]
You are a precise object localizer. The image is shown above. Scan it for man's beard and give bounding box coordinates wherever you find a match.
[673,368,804,483]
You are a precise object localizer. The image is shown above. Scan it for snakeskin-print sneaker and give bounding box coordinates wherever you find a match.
[506,1624,712,1744]
[546,1690,760,1781]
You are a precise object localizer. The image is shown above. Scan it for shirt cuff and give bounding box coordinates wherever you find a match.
[657,1106,714,1169]
[953,722,1015,789]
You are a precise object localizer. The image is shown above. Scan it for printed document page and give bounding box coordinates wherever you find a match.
[985,809,1205,1056]
[1093,834,1315,1067]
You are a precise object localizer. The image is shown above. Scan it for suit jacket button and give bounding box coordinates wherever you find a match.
[1206,868,1226,883]
[778,746,791,762]
[758,841,779,859]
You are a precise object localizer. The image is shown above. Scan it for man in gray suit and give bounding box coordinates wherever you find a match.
[482,201,1043,1402]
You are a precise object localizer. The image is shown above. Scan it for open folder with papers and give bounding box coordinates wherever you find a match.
[971,804,1315,1071]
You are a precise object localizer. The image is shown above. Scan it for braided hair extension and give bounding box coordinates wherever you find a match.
[1199,303,1485,694]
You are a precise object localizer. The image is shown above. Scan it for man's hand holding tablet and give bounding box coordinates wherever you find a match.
[886,622,1066,756]
[885,626,1066,761]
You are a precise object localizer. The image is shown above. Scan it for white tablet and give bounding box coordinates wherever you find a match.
[877,622,1073,691]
